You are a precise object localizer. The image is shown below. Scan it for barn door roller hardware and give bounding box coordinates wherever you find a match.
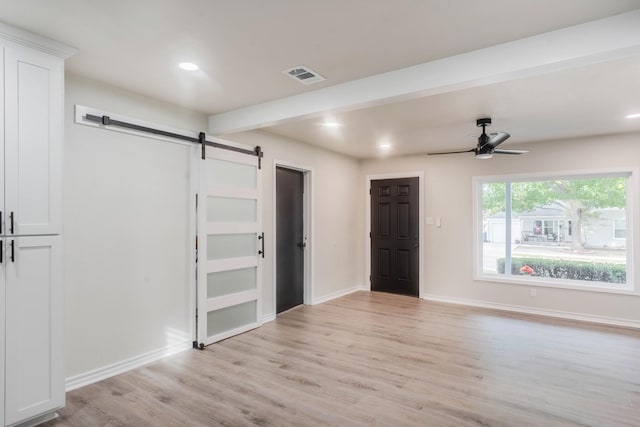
[85,114,264,168]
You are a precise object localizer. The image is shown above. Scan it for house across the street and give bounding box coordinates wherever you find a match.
[485,205,626,249]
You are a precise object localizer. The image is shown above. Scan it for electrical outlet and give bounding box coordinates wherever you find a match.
[531,288,537,297]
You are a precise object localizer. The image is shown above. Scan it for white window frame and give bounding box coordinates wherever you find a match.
[472,168,639,295]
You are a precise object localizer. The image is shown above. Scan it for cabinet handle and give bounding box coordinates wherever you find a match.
[0,240,3,264]
[10,240,14,263]
[9,212,14,234]
[0,211,2,234]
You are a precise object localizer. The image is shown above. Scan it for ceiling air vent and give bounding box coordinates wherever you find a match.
[283,66,326,85]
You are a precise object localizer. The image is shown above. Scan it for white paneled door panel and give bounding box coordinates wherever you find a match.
[4,44,63,236]
[0,241,4,427]
[197,148,262,347]
[4,236,64,426]
[0,47,5,236]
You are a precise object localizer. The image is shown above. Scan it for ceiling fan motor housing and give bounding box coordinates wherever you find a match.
[478,133,491,147]
[477,118,492,152]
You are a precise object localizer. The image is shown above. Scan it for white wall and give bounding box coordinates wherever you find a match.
[360,133,640,324]
[226,130,363,318]
[63,74,207,379]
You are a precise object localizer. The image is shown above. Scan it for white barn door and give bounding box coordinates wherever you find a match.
[196,146,262,347]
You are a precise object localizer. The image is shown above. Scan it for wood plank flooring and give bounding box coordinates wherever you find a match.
[43,291,640,426]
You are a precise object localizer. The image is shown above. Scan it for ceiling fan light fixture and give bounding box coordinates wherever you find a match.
[476,153,494,159]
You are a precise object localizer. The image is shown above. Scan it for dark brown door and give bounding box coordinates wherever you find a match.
[371,177,419,296]
[276,167,304,313]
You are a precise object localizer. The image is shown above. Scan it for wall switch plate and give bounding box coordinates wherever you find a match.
[436,218,441,228]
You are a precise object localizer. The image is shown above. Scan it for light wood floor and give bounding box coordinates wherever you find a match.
[44,291,640,427]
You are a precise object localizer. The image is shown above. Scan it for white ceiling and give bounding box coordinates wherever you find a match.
[265,55,640,157]
[1,0,640,158]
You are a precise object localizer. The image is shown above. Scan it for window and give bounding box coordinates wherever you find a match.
[475,171,634,292]
[614,219,626,239]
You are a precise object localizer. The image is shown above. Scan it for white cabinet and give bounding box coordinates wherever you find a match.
[0,23,74,427]
[3,43,63,236]
[3,237,63,426]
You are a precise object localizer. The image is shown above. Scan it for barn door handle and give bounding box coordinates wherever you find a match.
[258,232,265,258]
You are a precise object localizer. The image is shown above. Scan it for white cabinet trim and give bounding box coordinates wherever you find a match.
[0,23,76,59]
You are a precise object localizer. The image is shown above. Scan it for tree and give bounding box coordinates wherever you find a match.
[482,177,626,250]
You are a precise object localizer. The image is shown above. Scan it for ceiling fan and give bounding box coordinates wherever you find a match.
[428,118,528,159]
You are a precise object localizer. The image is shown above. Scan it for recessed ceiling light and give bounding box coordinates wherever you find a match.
[322,121,341,128]
[625,113,640,119]
[380,143,392,150]
[178,62,199,71]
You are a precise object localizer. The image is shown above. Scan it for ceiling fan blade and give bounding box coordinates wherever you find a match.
[487,132,510,147]
[493,149,528,155]
[427,148,475,155]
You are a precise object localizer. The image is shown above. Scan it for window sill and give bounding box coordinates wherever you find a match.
[475,273,638,296]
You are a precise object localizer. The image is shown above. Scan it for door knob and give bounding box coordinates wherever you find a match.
[297,242,306,249]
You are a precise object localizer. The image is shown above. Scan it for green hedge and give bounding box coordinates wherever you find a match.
[496,257,626,284]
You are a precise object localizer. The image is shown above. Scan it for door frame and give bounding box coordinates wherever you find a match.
[273,160,314,313]
[365,172,424,298]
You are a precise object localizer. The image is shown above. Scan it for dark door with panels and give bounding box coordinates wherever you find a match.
[371,178,419,296]
[276,167,304,313]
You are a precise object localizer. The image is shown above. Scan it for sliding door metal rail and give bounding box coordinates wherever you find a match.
[84,114,264,167]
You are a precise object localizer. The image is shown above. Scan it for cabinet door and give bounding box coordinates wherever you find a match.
[5,236,63,426]
[4,45,63,236]
[0,241,4,427]
[0,47,4,233]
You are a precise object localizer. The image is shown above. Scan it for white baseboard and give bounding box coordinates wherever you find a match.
[312,286,362,305]
[65,340,193,392]
[422,294,640,329]
[262,313,276,323]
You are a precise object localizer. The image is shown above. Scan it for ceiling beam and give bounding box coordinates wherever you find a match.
[208,10,640,135]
